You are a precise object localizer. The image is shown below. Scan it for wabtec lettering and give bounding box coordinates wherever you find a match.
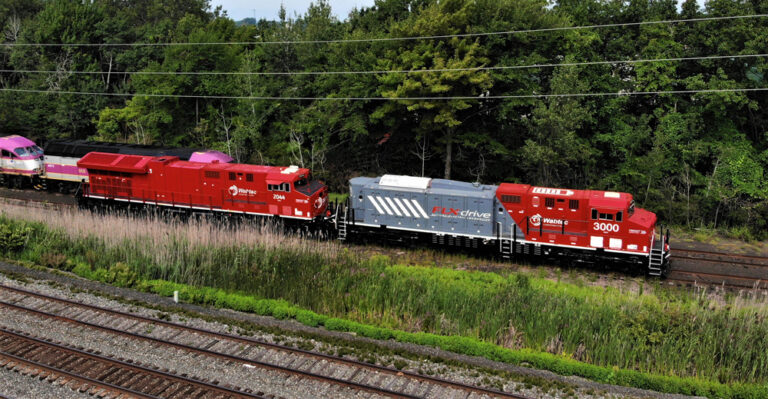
[431,207,491,219]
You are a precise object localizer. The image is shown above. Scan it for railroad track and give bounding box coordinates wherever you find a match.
[0,284,526,399]
[669,247,768,290]
[0,327,261,399]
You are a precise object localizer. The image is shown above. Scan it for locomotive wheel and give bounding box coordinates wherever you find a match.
[57,182,70,194]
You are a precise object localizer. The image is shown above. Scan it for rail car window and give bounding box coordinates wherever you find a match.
[599,213,614,221]
[569,200,579,210]
[204,171,220,179]
[616,211,623,222]
[246,173,253,182]
[591,209,598,220]
[229,172,236,180]
[545,198,555,207]
[501,195,521,203]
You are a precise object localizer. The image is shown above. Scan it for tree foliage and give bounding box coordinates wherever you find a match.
[0,0,766,235]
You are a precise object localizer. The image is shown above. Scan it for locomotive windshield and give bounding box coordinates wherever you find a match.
[294,178,324,196]
[12,146,42,157]
[629,200,635,216]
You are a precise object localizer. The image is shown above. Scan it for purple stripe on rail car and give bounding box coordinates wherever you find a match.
[45,163,88,177]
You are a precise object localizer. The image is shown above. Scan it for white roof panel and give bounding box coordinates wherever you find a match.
[379,174,432,190]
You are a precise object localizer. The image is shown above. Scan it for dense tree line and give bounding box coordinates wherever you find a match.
[0,0,766,237]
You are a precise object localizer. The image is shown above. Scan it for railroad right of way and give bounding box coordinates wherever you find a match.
[0,261,704,399]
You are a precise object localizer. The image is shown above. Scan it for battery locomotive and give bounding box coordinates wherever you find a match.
[337,175,670,275]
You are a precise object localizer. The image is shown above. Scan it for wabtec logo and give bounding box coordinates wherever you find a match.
[431,207,491,220]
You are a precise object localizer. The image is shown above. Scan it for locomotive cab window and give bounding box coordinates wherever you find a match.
[280,182,291,192]
[591,209,598,220]
[616,211,623,222]
[628,200,635,216]
[599,212,614,221]
[1,150,10,157]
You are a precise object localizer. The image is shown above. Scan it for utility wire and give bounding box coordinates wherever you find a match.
[0,53,765,77]
[1,87,766,101]
[2,14,767,47]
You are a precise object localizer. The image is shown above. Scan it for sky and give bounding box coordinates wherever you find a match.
[209,0,377,21]
[211,0,705,22]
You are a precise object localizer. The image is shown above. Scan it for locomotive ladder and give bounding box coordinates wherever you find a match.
[648,227,666,276]
[337,202,348,241]
[500,239,513,259]
[498,223,514,260]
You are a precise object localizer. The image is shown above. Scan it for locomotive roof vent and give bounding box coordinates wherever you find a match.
[281,165,300,174]
[379,174,431,190]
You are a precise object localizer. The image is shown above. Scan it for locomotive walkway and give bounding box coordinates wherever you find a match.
[0,283,526,399]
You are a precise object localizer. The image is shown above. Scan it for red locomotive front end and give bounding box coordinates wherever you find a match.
[77,152,328,221]
[496,184,669,275]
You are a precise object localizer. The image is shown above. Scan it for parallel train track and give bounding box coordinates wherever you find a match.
[1,188,766,291]
[0,327,260,399]
[0,284,526,399]
[667,248,768,290]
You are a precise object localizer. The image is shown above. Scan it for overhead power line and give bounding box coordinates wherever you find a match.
[1,87,766,101]
[0,53,765,77]
[2,14,767,47]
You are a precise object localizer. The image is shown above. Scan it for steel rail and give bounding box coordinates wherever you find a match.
[0,327,261,399]
[667,270,768,289]
[0,350,159,399]
[0,284,530,398]
[0,295,417,399]
[0,283,527,398]
[671,248,768,266]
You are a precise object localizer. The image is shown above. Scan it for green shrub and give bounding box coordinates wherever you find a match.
[105,262,139,287]
[0,221,30,253]
[40,252,68,270]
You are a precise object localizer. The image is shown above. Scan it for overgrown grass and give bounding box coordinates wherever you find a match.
[2,204,768,398]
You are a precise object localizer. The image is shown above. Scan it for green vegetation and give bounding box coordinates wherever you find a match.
[2,209,768,398]
[1,0,767,236]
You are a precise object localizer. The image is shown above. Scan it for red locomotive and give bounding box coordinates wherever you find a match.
[77,152,328,221]
[496,184,668,274]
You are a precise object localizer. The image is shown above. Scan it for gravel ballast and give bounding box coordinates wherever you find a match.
[0,261,706,399]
